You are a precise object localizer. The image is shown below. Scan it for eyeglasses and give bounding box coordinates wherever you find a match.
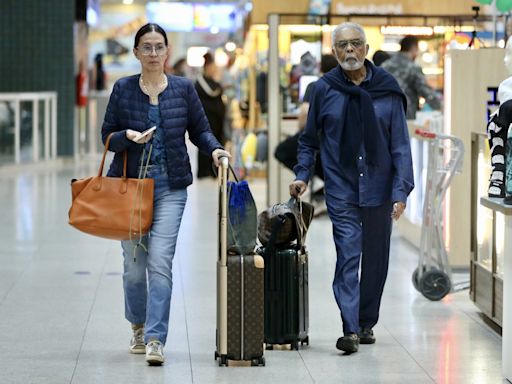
[333,39,365,50]
[137,44,167,56]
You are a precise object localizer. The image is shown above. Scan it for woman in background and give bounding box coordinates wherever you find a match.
[195,52,226,178]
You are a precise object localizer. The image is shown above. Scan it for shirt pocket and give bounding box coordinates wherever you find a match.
[321,113,342,137]
[373,98,392,138]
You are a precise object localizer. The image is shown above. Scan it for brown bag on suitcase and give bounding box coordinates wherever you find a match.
[257,198,314,246]
[68,133,154,240]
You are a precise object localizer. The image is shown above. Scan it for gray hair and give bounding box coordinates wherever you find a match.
[331,22,366,46]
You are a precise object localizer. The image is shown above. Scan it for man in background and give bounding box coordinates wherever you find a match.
[381,35,441,119]
[275,54,337,214]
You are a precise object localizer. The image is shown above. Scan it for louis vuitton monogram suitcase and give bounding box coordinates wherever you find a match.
[215,157,265,367]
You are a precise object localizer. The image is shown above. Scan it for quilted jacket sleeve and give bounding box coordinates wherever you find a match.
[185,81,223,155]
[101,81,138,153]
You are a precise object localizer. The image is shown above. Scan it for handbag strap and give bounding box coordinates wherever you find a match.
[212,158,239,182]
[287,197,307,250]
[100,133,128,178]
[129,144,153,261]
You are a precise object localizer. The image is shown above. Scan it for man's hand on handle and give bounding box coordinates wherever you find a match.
[391,201,406,221]
[212,148,232,167]
[289,180,307,198]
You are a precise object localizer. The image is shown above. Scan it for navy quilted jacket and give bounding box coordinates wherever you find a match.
[101,74,222,189]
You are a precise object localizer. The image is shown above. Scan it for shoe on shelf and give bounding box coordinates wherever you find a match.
[145,340,165,366]
[359,328,376,344]
[336,333,359,353]
[129,327,145,354]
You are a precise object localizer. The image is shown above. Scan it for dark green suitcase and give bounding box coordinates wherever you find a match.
[258,245,309,350]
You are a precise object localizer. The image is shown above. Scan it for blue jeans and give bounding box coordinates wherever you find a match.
[121,168,187,344]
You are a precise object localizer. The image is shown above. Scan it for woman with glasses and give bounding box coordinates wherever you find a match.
[101,23,230,366]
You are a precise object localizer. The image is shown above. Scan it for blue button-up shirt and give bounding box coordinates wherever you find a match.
[294,64,414,207]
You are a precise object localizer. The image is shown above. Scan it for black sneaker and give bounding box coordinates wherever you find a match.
[359,328,376,344]
[336,333,359,353]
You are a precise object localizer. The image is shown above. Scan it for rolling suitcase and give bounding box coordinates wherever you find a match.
[257,202,311,350]
[215,157,265,367]
[259,243,309,350]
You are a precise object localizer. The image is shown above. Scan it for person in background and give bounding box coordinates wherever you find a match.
[290,22,414,354]
[221,54,237,144]
[195,52,226,178]
[275,54,337,213]
[93,53,106,91]
[381,35,442,120]
[101,23,230,366]
[371,50,390,67]
[172,57,189,77]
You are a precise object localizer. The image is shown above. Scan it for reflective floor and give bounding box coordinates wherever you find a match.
[0,156,505,384]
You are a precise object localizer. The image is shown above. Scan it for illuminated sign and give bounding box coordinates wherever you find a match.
[335,2,403,14]
[146,2,238,32]
[380,26,434,36]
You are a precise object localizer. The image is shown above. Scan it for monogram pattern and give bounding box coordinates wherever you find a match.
[227,254,264,361]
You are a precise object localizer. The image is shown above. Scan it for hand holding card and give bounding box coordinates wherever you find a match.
[127,126,156,144]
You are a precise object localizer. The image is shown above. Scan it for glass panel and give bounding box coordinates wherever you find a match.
[19,101,33,163]
[38,100,45,159]
[496,212,505,277]
[476,205,493,270]
[476,134,493,270]
[0,101,15,164]
[404,135,427,224]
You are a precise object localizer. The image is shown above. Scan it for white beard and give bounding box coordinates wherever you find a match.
[338,57,364,71]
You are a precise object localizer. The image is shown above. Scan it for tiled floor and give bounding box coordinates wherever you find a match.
[0,157,506,384]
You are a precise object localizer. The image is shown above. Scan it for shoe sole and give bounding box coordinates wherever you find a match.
[146,357,164,366]
[359,338,376,345]
[336,340,359,353]
[129,346,146,354]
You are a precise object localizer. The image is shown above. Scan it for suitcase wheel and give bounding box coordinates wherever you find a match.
[291,341,299,350]
[218,355,228,367]
[251,357,265,366]
[301,336,309,346]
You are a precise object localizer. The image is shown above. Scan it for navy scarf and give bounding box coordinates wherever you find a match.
[321,61,406,166]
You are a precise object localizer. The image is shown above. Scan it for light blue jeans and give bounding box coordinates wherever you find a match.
[121,167,187,344]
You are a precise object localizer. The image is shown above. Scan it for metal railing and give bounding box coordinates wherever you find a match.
[0,92,57,164]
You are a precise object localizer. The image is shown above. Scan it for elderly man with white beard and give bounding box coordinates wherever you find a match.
[290,22,414,353]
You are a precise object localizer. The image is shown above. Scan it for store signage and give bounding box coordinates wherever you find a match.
[487,86,500,121]
[335,2,403,14]
[380,26,433,36]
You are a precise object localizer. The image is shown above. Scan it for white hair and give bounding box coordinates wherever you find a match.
[331,22,366,46]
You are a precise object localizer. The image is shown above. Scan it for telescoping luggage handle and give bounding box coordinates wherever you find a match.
[218,156,230,267]
[217,156,229,358]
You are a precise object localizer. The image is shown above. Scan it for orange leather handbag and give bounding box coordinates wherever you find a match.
[68,133,154,240]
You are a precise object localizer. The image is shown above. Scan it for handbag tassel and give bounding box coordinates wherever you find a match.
[129,144,153,261]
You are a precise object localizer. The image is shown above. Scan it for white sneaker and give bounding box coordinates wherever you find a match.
[129,327,145,354]
[145,340,164,365]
